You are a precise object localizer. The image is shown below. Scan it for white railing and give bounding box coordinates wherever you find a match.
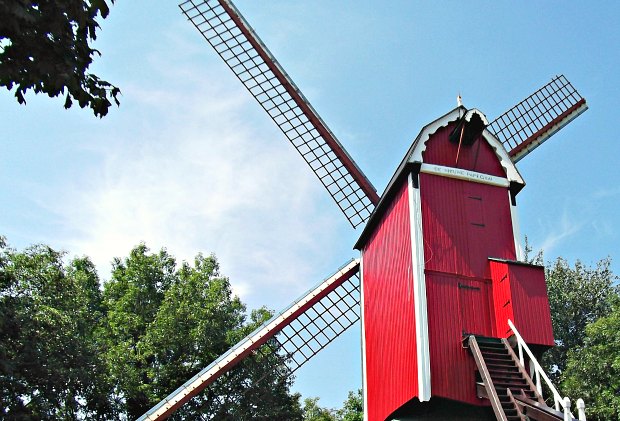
[507,319,587,421]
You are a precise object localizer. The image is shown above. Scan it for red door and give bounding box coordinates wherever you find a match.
[458,278,493,337]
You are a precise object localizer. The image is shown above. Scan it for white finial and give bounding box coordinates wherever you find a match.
[457,93,463,107]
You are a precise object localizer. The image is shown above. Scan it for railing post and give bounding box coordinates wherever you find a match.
[577,398,586,420]
[563,397,571,421]
[518,342,524,366]
[529,360,542,396]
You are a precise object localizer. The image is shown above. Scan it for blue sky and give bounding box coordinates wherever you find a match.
[1,0,619,411]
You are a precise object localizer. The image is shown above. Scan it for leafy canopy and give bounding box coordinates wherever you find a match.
[0,237,115,419]
[302,390,363,421]
[542,256,619,382]
[0,0,120,117]
[0,238,304,420]
[102,243,303,420]
[562,300,620,421]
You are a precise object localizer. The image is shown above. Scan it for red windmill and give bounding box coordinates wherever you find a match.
[139,1,589,420]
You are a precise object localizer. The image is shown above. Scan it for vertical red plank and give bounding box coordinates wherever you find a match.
[362,179,418,421]
[508,264,555,346]
[422,123,506,177]
[490,260,554,347]
[419,126,517,405]
[459,279,494,337]
[420,174,516,280]
[489,260,514,338]
[426,273,483,405]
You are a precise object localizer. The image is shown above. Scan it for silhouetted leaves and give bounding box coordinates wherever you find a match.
[0,0,120,117]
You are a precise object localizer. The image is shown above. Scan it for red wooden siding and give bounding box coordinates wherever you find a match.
[490,261,513,338]
[489,260,554,346]
[420,173,516,280]
[422,122,506,177]
[426,272,492,405]
[459,278,495,337]
[362,179,418,421]
[418,127,517,405]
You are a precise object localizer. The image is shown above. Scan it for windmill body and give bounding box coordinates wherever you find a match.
[139,1,589,420]
[355,108,554,420]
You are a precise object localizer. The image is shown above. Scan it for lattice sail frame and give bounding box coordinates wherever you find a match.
[488,75,588,163]
[180,0,379,227]
[139,260,361,421]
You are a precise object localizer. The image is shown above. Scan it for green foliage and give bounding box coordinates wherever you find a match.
[102,244,177,418]
[0,238,303,419]
[562,301,620,421]
[336,389,363,421]
[542,256,619,382]
[190,306,303,420]
[102,244,303,420]
[302,390,363,421]
[303,397,336,421]
[0,0,120,117]
[0,237,115,419]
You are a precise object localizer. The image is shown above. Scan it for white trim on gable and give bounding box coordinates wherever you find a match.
[407,108,524,186]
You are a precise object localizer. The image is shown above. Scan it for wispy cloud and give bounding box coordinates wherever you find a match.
[29,30,345,309]
[536,207,584,254]
[592,186,620,199]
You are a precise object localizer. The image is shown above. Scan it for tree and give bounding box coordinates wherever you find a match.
[336,389,363,421]
[301,390,364,421]
[562,300,620,421]
[542,257,619,382]
[0,237,115,419]
[102,244,303,420]
[302,397,336,421]
[0,0,120,117]
[102,244,177,418]
[0,238,303,419]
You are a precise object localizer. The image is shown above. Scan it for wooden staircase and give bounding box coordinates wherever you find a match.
[465,335,575,421]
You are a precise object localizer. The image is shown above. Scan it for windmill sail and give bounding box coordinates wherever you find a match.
[180,0,379,227]
[487,75,588,162]
[138,259,361,420]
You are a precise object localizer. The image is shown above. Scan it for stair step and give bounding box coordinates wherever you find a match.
[489,368,518,375]
[494,385,529,393]
[478,343,506,349]
[483,355,515,364]
[489,366,520,373]
[492,374,524,382]
[494,382,529,390]
[472,336,503,345]
[469,336,546,421]
[481,346,509,353]
[486,360,513,365]
[482,352,512,358]
[483,351,511,357]
[493,379,528,385]
[489,370,520,377]
[486,360,516,367]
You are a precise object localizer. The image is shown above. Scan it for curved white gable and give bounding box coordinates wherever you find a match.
[407,107,524,186]
[356,106,526,251]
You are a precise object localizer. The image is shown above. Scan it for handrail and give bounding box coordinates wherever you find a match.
[507,319,586,420]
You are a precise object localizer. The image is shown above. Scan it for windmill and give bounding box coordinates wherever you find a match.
[139,1,588,420]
